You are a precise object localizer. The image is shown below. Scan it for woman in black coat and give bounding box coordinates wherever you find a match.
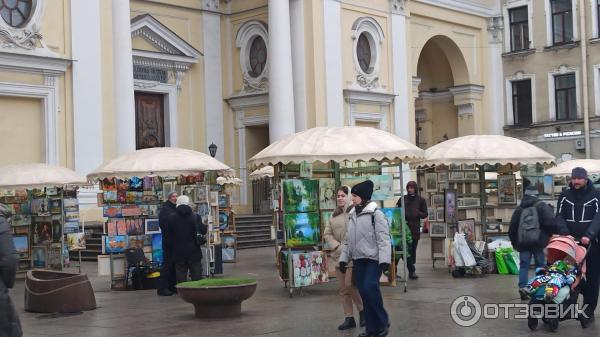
[167,196,207,283]
[0,203,22,337]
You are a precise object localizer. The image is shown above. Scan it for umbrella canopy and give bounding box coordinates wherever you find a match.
[247,126,424,169]
[0,163,87,190]
[545,159,600,176]
[87,147,235,181]
[249,166,274,181]
[415,135,555,168]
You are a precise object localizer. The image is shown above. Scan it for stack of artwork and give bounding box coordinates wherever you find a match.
[292,251,329,287]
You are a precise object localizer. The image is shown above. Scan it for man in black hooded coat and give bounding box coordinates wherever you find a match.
[555,167,600,326]
[397,181,427,280]
[0,203,22,337]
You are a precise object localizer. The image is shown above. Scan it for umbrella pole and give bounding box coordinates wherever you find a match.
[399,160,407,292]
[480,165,486,232]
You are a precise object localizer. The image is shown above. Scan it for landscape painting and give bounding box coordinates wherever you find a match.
[284,212,320,247]
[282,179,319,213]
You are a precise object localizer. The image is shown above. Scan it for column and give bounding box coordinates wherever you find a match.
[203,9,225,161]
[268,0,296,142]
[323,0,344,127]
[487,16,505,135]
[71,0,103,174]
[449,85,484,136]
[391,0,410,140]
[112,0,136,154]
[290,0,307,131]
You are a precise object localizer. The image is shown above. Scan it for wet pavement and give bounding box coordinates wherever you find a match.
[12,236,600,337]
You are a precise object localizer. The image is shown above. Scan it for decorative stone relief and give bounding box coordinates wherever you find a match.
[487,16,504,44]
[351,17,385,91]
[0,0,46,51]
[235,20,269,94]
[390,0,406,15]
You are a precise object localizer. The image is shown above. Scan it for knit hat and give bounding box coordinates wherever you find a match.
[571,167,588,179]
[524,186,539,196]
[176,195,192,208]
[351,180,374,202]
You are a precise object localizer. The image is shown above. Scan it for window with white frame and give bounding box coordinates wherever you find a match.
[555,73,577,120]
[509,6,529,51]
[512,79,532,126]
[551,0,573,45]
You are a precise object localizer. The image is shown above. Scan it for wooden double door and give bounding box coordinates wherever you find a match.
[135,92,165,149]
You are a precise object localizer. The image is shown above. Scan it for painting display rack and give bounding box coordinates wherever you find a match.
[272,160,409,296]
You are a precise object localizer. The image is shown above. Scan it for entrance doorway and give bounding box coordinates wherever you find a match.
[135,92,165,149]
[246,125,270,214]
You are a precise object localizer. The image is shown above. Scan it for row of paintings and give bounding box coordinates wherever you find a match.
[106,218,160,236]
[102,234,163,263]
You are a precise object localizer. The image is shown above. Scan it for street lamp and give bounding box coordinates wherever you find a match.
[208,143,217,158]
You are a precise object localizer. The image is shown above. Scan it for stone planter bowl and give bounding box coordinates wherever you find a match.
[25,269,96,313]
[176,278,257,318]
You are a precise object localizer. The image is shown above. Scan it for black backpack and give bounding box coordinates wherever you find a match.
[517,201,543,246]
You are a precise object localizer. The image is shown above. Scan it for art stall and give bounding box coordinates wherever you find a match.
[413,135,555,276]
[248,127,425,296]
[0,163,88,276]
[86,147,237,289]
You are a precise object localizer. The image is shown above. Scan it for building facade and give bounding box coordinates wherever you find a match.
[0,0,503,214]
[501,0,600,161]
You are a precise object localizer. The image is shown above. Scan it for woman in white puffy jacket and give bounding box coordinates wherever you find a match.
[339,180,391,337]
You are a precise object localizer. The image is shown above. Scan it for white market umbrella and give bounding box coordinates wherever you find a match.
[249,166,274,181]
[87,147,235,181]
[545,159,600,177]
[0,163,87,190]
[247,126,424,168]
[415,135,555,168]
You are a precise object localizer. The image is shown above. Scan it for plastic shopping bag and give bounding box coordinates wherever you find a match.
[503,250,520,275]
[454,232,476,267]
[495,249,509,274]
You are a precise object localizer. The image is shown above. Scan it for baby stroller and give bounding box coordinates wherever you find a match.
[527,235,589,332]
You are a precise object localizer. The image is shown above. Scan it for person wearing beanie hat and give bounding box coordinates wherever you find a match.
[396,181,427,280]
[157,191,178,296]
[340,180,391,337]
[167,195,207,284]
[556,166,600,325]
[509,186,560,300]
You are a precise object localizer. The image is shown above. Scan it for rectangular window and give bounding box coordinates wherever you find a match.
[509,6,529,51]
[551,0,573,45]
[555,74,577,120]
[512,80,532,126]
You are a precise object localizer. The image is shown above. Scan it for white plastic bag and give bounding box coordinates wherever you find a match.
[454,232,476,267]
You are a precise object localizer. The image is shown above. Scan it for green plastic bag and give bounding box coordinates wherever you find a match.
[503,250,520,275]
[495,249,509,274]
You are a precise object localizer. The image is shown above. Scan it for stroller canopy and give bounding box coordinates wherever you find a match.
[546,236,587,274]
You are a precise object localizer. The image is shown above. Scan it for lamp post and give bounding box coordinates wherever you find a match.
[208,143,217,158]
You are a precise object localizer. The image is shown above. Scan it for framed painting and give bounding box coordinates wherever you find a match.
[543,175,554,197]
[437,171,448,183]
[67,232,86,251]
[427,208,436,221]
[218,194,230,208]
[104,235,128,254]
[444,189,457,224]
[449,171,465,181]
[430,223,447,238]
[462,164,477,171]
[435,207,445,222]
[194,185,209,203]
[457,219,476,241]
[425,173,438,192]
[320,210,334,236]
[449,164,461,171]
[152,234,163,264]
[103,205,122,218]
[162,181,177,200]
[310,251,329,284]
[498,174,517,205]
[431,194,444,206]
[299,161,313,178]
[219,211,230,231]
[370,175,394,201]
[144,218,161,234]
[126,219,144,235]
[222,234,237,263]
[32,246,47,268]
[381,207,403,233]
[292,252,313,287]
[319,178,337,210]
[464,171,479,181]
[13,235,29,259]
[284,212,320,247]
[282,179,319,213]
[197,201,210,216]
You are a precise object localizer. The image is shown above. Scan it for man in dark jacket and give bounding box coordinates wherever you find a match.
[157,191,177,296]
[397,181,427,280]
[168,195,207,283]
[509,186,565,300]
[0,203,23,337]
[555,167,600,326]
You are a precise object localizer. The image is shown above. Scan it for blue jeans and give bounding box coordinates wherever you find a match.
[353,259,389,334]
[518,249,545,288]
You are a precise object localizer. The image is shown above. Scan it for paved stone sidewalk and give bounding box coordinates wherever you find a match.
[11,237,600,337]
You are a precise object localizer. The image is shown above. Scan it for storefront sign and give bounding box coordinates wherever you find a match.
[133,65,168,83]
[543,130,582,138]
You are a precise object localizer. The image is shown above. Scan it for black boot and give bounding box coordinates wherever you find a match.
[157,288,174,296]
[359,310,366,327]
[338,317,357,330]
[409,272,419,280]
